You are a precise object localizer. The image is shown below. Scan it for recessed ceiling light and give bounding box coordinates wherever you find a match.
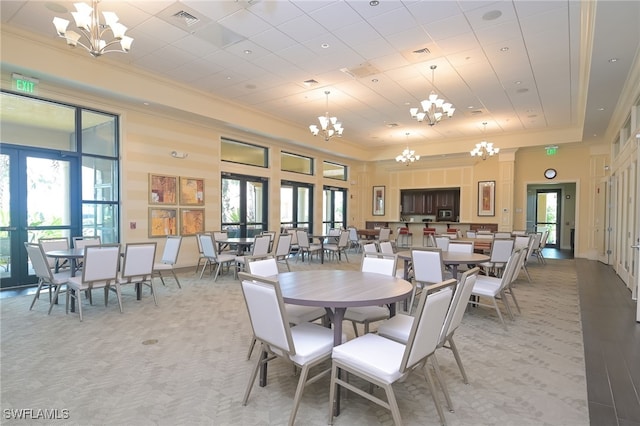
[514,81,522,85]
[516,88,529,93]
[597,107,605,111]
[369,0,379,6]
[467,105,475,109]
[482,10,502,21]
[321,43,329,49]
[371,78,379,83]
[243,49,252,54]
[608,58,618,63]
[500,47,509,52]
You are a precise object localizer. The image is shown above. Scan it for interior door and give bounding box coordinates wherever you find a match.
[0,147,76,288]
[536,189,561,248]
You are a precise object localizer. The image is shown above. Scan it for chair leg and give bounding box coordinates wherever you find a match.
[242,345,264,406]
[170,269,182,289]
[351,321,359,337]
[289,363,312,426]
[507,287,521,314]
[421,362,448,426]
[446,336,469,384]
[148,280,158,306]
[48,284,63,315]
[246,337,257,360]
[381,381,402,426]
[199,259,210,279]
[500,290,515,320]
[430,354,454,412]
[213,263,222,282]
[328,363,338,425]
[29,279,45,310]
[491,297,508,330]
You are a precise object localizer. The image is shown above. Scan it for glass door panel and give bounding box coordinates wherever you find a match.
[323,187,347,234]
[536,189,560,248]
[222,174,268,238]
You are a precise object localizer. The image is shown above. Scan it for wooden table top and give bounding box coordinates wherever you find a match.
[277,270,412,309]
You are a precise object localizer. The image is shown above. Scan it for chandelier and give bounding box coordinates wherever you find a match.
[396,132,420,165]
[470,122,500,160]
[53,1,133,57]
[309,91,344,142]
[409,65,455,126]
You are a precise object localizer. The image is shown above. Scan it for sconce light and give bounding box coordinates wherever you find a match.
[171,151,188,159]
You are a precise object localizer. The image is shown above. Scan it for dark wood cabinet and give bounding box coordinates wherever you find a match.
[401,188,459,216]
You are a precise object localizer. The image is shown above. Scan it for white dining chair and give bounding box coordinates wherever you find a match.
[235,234,272,277]
[329,279,456,426]
[24,242,72,314]
[198,233,236,281]
[153,235,183,288]
[66,244,121,321]
[273,233,293,271]
[435,236,450,251]
[38,237,70,271]
[238,272,337,426]
[113,242,158,307]
[244,256,326,360]
[479,238,514,277]
[343,253,398,336]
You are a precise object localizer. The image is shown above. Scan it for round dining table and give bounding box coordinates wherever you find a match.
[277,269,413,346]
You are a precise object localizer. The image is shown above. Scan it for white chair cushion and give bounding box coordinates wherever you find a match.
[343,306,389,323]
[472,277,501,297]
[218,253,236,263]
[287,322,335,365]
[153,263,173,271]
[377,314,414,344]
[285,305,326,324]
[332,333,405,384]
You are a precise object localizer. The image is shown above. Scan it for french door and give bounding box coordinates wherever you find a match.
[0,146,78,288]
[536,189,561,248]
[323,186,347,234]
[221,173,268,237]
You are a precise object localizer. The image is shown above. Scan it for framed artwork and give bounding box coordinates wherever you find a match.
[180,177,205,205]
[149,174,177,204]
[148,208,178,238]
[372,185,385,216]
[478,181,496,216]
[180,208,205,236]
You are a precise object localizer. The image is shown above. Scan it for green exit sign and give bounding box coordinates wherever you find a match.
[546,146,558,155]
[12,73,39,94]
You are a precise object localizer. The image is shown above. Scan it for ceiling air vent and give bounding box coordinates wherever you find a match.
[386,123,399,128]
[303,79,319,86]
[340,63,379,79]
[172,10,200,27]
[412,47,431,55]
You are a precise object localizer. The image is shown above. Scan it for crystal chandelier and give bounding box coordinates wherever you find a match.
[396,132,420,165]
[470,122,500,160]
[53,1,133,57]
[409,65,455,126]
[309,91,344,142]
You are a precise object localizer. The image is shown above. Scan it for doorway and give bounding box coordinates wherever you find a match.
[323,186,347,233]
[0,147,78,288]
[535,189,561,248]
[221,173,268,237]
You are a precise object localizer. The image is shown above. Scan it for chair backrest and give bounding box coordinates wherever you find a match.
[161,235,182,265]
[361,253,397,277]
[288,229,299,246]
[378,227,391,241]
[274,233,292,257]
[246,256,279,277]
[295,230,310,249]
[363,243,378,253]
[439,267,480,344]
[423,233,436,247]
[238,272,294,355]
[539,229,550,248]
[476,233,494,240]
[489,238,515,263]
[198,233,218,259]
[435,236,450,251]
[252,234,272,256]
[72,236,101,249]
[423,228,436,235]
[400,279,455,372]
[495,249,523,292]
[121,242,157,281]
[212,231,229,252]
[379,241,394,254]
[80,244,120,285]
[514,235,531,250]
[412,248,444,284]
[527,232,542,259]
[466,230,477,238]
[38,237,69,268]
[448,241,474,253]
[24,242,53,281]
[337,230,350,248]
[348,227,358,243]
[510,247,528,283]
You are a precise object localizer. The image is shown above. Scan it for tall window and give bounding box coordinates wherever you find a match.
[280,181,313,231]
[221,173,268,238]
[0,90,119,288]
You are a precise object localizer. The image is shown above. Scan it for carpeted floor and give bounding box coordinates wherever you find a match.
[0,251,587,425]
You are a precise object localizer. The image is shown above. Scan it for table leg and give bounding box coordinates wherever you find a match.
[331,307,346,416]
[320,240,325,264]
[259,348,268,387]
[136,283,142,300]
[70,258,77,313]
